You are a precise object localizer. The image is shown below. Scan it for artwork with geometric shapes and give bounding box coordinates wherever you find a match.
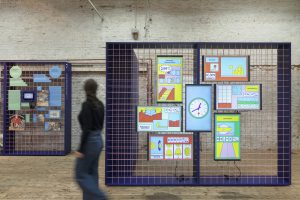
[216,84,261,110]
[149,134,193,160]
[215,113,240,160]
[157,56,183,102]
[137,106,182,132]
[203,56,249,82]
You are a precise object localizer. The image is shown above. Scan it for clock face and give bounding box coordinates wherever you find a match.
[189,98,209,118]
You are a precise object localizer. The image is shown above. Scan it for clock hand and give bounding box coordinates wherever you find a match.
[198,103,201,109]
[192,107,199,112]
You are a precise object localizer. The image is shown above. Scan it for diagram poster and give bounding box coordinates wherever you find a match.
[137,106,182,132]
[203,56,249,82]
[149,134,193,160]
[185,85,212,132]
[215,114,240,161]
[157,56,183,102]
[216,85,261,110]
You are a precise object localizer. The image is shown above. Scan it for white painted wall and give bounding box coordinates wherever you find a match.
[0,0,299,150]
[0,0,299,62]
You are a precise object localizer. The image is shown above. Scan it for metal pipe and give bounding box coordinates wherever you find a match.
[87,0,104,21]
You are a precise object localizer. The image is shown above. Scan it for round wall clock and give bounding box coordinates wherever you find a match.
[188,98,209,118]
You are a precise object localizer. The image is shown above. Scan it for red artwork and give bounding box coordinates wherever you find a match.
[9,114,25,131]
[138,110,162,122]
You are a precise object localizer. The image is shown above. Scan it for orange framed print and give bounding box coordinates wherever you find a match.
[202,56,249,82]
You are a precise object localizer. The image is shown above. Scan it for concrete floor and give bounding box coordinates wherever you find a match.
[0,152,299,200]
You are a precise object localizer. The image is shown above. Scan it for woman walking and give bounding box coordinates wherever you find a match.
[75,79,107,200]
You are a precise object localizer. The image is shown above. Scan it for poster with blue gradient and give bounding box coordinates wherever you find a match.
[149,136,164,160]
[185,85,212,131]
[49,86,61,107]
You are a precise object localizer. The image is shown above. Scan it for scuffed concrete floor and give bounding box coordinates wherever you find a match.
[0,152,299,200]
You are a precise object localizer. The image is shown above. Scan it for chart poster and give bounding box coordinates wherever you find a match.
[185,85,212,132]
[215,84,261,110]
[149,134,193,160]
[203,56,249,82]
[157,56,183,102]
[215,114,240,161]
[137,106,182,132]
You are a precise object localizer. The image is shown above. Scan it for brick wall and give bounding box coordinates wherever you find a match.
[0,0,299,151]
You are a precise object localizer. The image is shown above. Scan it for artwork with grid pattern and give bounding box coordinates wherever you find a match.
[105,42,291,186]
[1,62,72,155]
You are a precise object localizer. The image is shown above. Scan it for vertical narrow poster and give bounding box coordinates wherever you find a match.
[8,90,21,110]
[149,136,164,160]
[37,89,49,107]
[157,56,183,102]
[185,85,212,131]
[49,86,62,107]
[215,114,241,161]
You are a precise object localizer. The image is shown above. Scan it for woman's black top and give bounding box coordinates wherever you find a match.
[78,95,105,153]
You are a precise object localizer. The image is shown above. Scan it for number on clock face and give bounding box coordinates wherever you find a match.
[189,98,209,118]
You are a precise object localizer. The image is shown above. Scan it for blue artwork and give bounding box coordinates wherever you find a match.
[150,136,164,160]
[32,114,37,123]
[185,85,212,131]
[49,66,62,79]
[206,57,219,63]
[36,107,47,111]
[33,74,51,83]
[221,57,247,77]
[49,86,61,107]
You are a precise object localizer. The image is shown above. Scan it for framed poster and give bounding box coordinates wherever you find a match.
[214,113,240,161]
[203,56,249,82]
[137,106,182,132]
[157,56,183,102]
[37,89,49,107]
[49,86,62,107]
[185,85,212,132]
[149,134,193,160]
[149,135,164,160]
[21,90,36,102]
[45,122,61,132]
[215,84,262,110]
[9,114,25,131]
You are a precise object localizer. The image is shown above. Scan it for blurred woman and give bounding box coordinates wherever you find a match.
[75,79,107,200]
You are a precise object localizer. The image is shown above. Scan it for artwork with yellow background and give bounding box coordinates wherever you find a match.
[157,56,183,102]
[149,134,192,160]
[215,114,240,160]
